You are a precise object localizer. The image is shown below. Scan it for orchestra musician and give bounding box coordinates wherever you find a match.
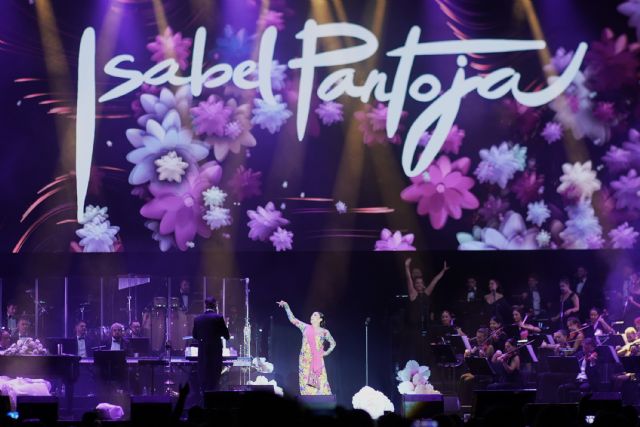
[71,320,97,358]
[5,303,18,336]
[102,323,130,355]
[128,321,144,339]
[565,317,584,356]
[11,316,32,343]
[558,337,598,402]
[540,329,571,356]
[488,316,507,352]
[617,327,640,357]
[488,338,522,389]
[0,329,11,351]
[586,307,613,337]
[459,328,495,405]
[511,308,541,340]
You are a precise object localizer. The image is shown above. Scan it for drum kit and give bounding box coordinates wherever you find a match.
[144,296,195,353]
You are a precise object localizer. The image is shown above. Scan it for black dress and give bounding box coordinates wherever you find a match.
[484,295,511,324]
[557,292,578,326]
[624,290,640,327]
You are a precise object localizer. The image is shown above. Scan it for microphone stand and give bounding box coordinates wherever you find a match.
[365,317,371,386]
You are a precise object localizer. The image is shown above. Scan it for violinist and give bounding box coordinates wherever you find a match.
[464,327,495,359]
[540,329,571,356]
[558,338,598,402]
[488,316,507,352]
[488,339,522,389]
[511,308,541,340]
[586,307,613,337]
[459,328,494,405]
[566,317,584,356]
[616,327,640,357]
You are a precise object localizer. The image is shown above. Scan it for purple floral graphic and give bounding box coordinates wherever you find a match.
[228,166,262,201]
[140,162,222,251]
[457,211,538,250]
[247,202,290,242]
[270,227,293,251]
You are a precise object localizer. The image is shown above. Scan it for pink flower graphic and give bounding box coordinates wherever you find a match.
[401,156,479,229]
[146,27,193,70]
[374,229,416,251]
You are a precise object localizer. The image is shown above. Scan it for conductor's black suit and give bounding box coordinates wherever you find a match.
[192,309,230,392]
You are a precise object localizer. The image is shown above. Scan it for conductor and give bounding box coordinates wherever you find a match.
[192,297,230,393]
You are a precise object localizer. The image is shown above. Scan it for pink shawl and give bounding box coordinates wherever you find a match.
[304,325,324,388]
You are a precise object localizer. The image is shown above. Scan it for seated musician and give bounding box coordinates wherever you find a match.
[72,320,97,358]
[565,317,584,356]
[11,317,32,342]
[0,328,11,351]
[488,338,522,389]
[558,337,599,402]
[440,310,464,336]
[102,323,130,355]
[464,327,495,359]
[488,316,507,352]
[459,328,495,405]
[511,308,541,340]
[540,329,571,355]
[617,327,640,356]
[128,321,144,339]
[587,307,613,337]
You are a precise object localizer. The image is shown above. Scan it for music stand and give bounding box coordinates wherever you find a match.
[430,344,458,365]
[129,338,151,356]
[466,357,496,377]
[519,344,539,364]
[447,335,471,354]
[94,350,127,385]
[596,334,625,347]
[428,326,455,343]
[547,356,580,375]
[620,356,640,375]
[595,345,620,364]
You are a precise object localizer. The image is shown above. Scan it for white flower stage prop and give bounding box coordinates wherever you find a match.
[252,357,274,374]
[247,375,283,396]
[96,403,125,420]
[396,360,441,395]
[0,338,48,356]
[0,376,51,410]
[352,386,394,420]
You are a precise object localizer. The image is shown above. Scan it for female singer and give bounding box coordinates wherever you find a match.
[551,278,580,326]
[277,300,336,395]
[483,279,511,323]
[512,308,541,340]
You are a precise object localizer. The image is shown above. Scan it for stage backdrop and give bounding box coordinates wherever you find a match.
[1,0,639,253]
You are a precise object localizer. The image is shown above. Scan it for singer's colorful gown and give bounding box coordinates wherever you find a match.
[284,305,336,395]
